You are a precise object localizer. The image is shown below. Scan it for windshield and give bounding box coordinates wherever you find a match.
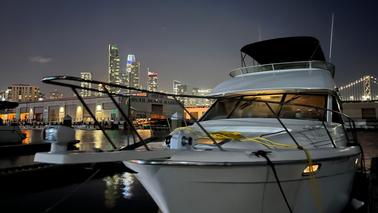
[201,94,326,121]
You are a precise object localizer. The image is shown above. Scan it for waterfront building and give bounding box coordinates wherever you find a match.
[80,72,92,97]
[108,43,121,93]
[7,84,40,102]
[126,54,140,90]
[0,95,182,123]
[147,70,158,92]
[342,101,378,129]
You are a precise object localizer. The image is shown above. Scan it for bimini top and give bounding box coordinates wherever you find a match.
[241,36,326,65]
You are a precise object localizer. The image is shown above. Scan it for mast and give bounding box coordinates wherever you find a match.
[328,13,335,62]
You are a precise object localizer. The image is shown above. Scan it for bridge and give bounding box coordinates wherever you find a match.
[338,75,378,101]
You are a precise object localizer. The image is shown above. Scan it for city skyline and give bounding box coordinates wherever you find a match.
[1,0,378,96]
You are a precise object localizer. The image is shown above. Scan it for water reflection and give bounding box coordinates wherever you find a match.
[103,172,136,208]
[75,129,152,151]
[21,129,32,144]
[121,172,135,199]
[20,129,151,150]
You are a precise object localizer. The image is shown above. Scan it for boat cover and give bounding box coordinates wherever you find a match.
[240,37,326,64]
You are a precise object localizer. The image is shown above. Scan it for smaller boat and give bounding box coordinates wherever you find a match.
[0,101,26,145]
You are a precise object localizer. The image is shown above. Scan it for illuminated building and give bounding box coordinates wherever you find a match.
[173,80,187,104]
[96,84,104,97]
[80,72,92,97]
[1,95,182,123]
[173,80,182,94]
[108,43,121,93]
[126,54,140,90]
[7,84,40,102]
[48,89,64,100]
[190,88,212,106]
[147,69,158,92]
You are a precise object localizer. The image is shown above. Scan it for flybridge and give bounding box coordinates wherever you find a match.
[232,37,335,78]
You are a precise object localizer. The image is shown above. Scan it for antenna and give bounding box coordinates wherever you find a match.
[328,13,335,62]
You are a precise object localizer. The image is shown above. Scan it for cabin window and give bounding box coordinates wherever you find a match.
[201,99,240,120]
[279,94,326,121]
[202,94,326,121]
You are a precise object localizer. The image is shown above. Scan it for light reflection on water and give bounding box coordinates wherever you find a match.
[121,172,135,199]
[103,172,136,208]
[20,129,151,150]
[21,129,32,144]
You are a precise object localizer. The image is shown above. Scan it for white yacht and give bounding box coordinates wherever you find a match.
[35,37,362,213]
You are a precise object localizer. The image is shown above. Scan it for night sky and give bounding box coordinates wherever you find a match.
[1,0,377,95]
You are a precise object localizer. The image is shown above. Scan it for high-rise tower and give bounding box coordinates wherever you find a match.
[126,54,140,89]
[108,43,121,92]
[147,69,159,92]
[173,80,187,103]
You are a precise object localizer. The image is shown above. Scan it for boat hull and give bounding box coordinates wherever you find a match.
[124,150,359,213]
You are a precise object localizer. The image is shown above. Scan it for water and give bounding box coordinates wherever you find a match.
[22,128,152,151]
[0,129,159,212]
[0,129,377,212]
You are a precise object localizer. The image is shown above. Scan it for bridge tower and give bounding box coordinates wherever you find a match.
[362,75,372,100]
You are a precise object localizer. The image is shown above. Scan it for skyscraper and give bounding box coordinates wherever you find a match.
[80,72,92,97]
[147,69,158,92]
[108,43,121,93]
[173,80,187,103]
[173,80,182,95]
[126,54,140,90]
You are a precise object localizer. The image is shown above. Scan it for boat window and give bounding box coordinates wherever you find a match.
[228,95,281,119]
[279,95,326,121]
[201,98,240,120]
[202,94,326,121]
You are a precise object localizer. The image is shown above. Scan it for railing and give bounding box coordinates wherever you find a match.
[41,76,360,154]
[229,61,335,77]
[41,76,222,151]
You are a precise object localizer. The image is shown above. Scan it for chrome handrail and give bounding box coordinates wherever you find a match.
[229,61,335,77]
